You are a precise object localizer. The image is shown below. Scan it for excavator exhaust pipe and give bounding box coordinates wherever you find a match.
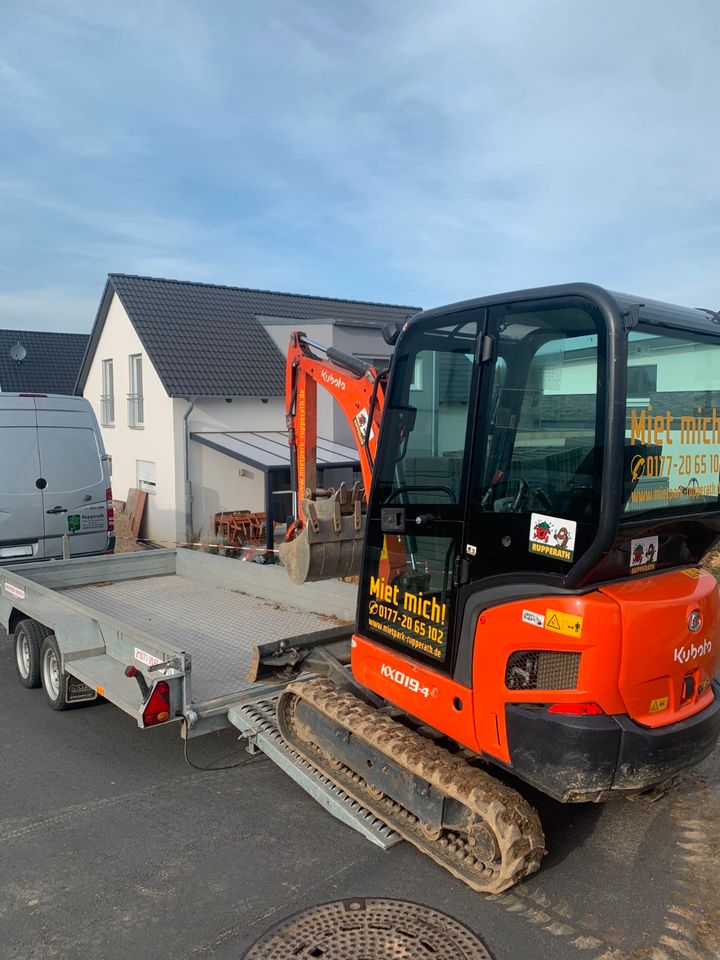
[279,484,366,584]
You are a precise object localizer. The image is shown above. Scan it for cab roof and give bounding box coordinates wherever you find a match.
[412,283,719,338]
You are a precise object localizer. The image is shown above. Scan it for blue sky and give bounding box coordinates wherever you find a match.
[1,0,719,332]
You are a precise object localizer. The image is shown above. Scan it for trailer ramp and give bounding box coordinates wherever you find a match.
[229,694,402,851]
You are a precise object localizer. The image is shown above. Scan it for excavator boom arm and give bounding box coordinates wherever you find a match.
[280,332,386,583]
[285,332,384,506]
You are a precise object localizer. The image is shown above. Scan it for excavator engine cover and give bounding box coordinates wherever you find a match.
[279,485,365,583]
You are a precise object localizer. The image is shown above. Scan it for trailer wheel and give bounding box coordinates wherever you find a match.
[40,635,70,711]
[14,619,49,689]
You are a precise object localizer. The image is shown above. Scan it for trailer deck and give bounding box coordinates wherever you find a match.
[60,573,343,705]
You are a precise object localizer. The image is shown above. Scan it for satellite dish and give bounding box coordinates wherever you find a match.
[9,342,26,362]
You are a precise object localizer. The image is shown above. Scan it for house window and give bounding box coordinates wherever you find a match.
[101,359,115,425]
[137,460,156,495]
[128,354,144,427]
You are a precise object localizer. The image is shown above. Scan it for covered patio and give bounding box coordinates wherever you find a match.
[190,430,360,556]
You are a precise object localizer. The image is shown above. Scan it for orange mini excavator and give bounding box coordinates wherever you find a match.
[254,283,720,893]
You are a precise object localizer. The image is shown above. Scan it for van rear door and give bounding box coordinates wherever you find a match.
[0,398,44,561]
[36,400,109,559]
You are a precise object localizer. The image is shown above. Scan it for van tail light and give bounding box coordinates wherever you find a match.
[106,487,114,533]
[142,681,171,726]
[548,702,604,716]
[19,393,48,398]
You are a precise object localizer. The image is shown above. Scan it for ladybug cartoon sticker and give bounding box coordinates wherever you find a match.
[528,513,577,563]
[630,536,659,574]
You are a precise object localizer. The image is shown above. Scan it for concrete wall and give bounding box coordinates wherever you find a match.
[189,441,267,538]
[82,294,179,545]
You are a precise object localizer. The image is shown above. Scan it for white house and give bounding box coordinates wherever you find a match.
[75,274,418,546]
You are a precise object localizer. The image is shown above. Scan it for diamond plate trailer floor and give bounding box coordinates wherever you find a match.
[61,574,345,706]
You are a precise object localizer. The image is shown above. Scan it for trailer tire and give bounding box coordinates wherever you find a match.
[40,635,70,711]
[14,619,49,689]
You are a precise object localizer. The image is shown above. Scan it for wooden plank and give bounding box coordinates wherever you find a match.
[130,490,147,540]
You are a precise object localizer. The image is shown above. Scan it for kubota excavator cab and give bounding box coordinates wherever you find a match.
[352,283,720,801]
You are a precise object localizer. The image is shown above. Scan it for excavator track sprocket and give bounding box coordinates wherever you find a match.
[277,678,546,894]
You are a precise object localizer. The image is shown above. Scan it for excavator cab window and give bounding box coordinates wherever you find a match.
[623,326,720,517]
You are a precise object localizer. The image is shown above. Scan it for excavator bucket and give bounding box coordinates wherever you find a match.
[279,484,365,584]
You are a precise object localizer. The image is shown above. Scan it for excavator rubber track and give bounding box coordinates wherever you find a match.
[277,678,546,894]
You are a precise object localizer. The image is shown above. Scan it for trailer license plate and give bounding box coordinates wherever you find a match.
[65,677,97,703]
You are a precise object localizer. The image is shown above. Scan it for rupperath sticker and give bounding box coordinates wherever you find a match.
[529,514,577,563]
[4,582,25,600]
[630,536,658,575]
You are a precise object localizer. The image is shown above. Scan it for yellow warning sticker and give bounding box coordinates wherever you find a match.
[545,608,584,638]
[681,568,702,579]
[649,696,669,713]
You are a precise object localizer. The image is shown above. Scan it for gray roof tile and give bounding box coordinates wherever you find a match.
[0,329,88,394]
[79,274,418,398]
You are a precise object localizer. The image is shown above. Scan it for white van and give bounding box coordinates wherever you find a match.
[0,394,114,562]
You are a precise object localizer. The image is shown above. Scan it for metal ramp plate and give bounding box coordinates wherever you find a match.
[228,696,402,851]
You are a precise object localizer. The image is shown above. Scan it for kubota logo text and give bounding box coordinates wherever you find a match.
[380,663,430,698]
[321,370,346,390]
[673,639,712,664]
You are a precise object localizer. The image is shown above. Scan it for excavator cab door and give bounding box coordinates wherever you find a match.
[358,311,485,671]
[464,297,608,582]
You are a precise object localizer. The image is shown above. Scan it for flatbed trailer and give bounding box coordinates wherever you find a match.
[0,548,357,736]
[0,548,400,847]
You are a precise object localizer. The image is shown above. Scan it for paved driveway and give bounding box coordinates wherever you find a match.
[1,633,719,960]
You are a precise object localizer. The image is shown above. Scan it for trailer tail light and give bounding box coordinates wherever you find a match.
[142,681,171,726]
[106,487,114,533]
[548,702,604,716]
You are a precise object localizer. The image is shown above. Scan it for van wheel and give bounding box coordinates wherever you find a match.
[40,635,70,711]
[14,620,49,689]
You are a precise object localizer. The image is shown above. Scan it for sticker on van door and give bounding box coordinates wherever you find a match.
[67,505,105,533]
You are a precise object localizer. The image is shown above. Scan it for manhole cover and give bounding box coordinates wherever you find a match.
[242,897,494,959]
